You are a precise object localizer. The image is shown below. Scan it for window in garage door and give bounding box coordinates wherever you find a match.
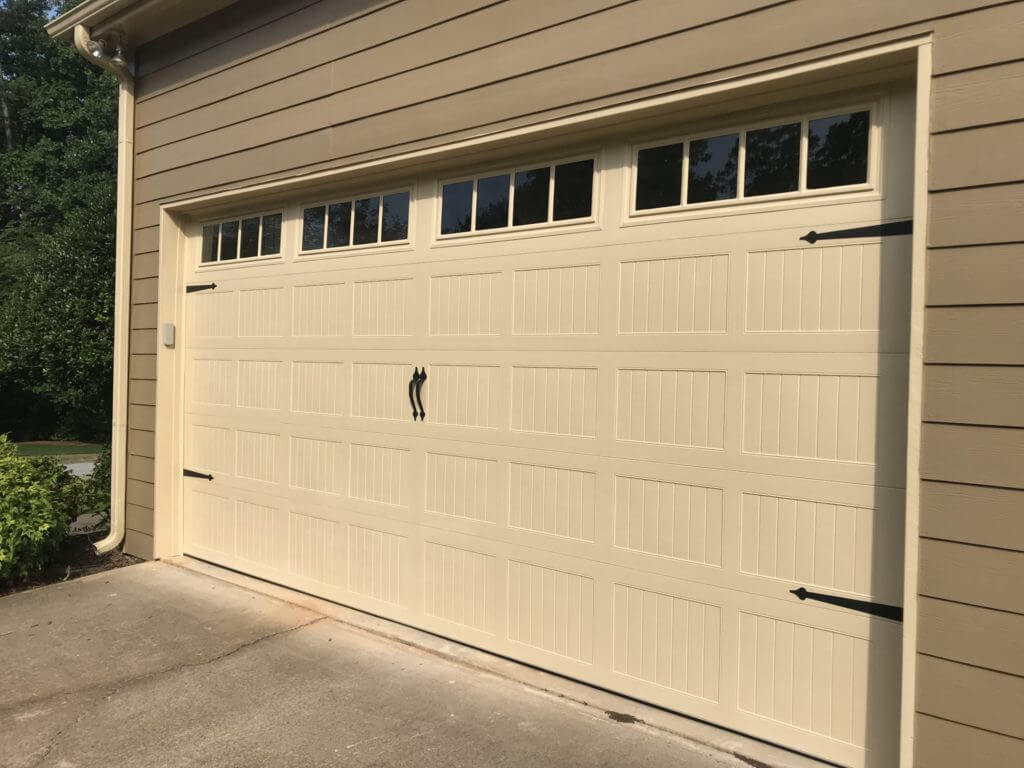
[179,86,913,768]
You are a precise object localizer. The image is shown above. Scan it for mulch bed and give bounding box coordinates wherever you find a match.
[0,533,142,597]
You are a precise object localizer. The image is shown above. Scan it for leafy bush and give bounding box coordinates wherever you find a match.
[0,434,83,584]
[81,443,111,524]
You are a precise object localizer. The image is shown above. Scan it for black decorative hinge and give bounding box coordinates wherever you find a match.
[183,468,214,481]
[800,219,912,244]
[186,282,217,294]
[790,587,903,621]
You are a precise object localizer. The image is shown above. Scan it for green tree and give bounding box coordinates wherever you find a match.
[0,0,117,440]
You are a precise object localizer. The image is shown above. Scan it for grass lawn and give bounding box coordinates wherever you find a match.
[15,441,103,462]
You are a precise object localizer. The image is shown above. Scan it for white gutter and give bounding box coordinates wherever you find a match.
[73,25,134,554]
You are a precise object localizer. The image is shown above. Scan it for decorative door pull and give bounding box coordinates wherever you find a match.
[414,367,427,421]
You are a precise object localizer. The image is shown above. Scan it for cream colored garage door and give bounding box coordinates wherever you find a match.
[181,89,913,767]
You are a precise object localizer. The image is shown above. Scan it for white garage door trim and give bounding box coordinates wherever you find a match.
[152,44,931,768]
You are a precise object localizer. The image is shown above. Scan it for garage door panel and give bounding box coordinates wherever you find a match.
[180,94,913,767]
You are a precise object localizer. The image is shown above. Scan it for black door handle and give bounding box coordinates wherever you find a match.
[414,367,427,421]
[408,368,419,421]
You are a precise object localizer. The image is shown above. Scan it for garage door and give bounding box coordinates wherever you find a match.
[180,88,913,767]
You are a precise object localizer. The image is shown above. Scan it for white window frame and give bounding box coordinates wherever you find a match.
[628,100,881,218]
[435,152,599,241]
[197,209,286,268]
[298,186,414,255]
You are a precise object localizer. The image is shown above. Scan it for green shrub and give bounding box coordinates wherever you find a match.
[81,443,112,524]
[0,435,83,584]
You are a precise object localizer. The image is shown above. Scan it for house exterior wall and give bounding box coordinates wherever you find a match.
[123,1,1024,763]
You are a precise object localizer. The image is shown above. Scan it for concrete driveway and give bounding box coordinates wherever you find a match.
[0,562,807,768]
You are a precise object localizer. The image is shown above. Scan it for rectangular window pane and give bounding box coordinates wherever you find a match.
[353,196,380,244]
[381,191,410,241]
[302,206,326,251]
[327,202,352,248]
[441,180,472,234]
[513,167,550,226]
[240,217,260,258]
[744,123,800,197]
[220,220,239,261]
[807,111,869,189]
[261,214,282,255]
[553,159,594,220]
[201,224,219,263]
[635,143,682,210]
[476,174,510,230]
[687,134,738,204]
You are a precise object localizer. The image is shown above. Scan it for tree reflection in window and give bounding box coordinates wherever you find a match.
[687,134,738,204]
[513,167,550,226]
[476,174,510,230]
[441,180,472,234]
[381,192,410,241]
[744,123,800,196]
[808,111,869,189]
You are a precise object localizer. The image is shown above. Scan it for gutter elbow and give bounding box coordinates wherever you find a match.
[73,25,134,82]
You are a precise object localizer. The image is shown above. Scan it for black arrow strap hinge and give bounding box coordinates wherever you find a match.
[800,219,912,244]
[183,468,214,481]
[791,587,902,621]
[186,282,217,294]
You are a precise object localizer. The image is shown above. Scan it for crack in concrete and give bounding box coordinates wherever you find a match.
[1,616,327,722]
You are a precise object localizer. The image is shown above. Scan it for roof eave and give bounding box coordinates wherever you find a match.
[46,0,141,41]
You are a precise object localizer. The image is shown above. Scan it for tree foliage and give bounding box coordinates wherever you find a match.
[0,0,118,440]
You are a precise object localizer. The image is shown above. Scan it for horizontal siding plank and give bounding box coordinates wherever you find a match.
[135,0,641,151]
[914,713,1024,768]
[921,423,1024,489]
[125,503,155,537]
[918,596,1024,676]
[929,183,1024,247]
[134,0,994,203]
[129,354,156,380]
[129,404,156,432]
[929,121,1024,190]
[925,306,1024,364]
[933,1,1024,75]
[920,481,1024,552]
[916,654,1024,740]
[927,245,1024,306]
[924,365,1024,427]
[919,538,1024,613]
[133,202,160,230]
[132,251,160,280]
[932,60,1024,133]
[132,277,159,305]
[123,529,154,560]
[129,379,157,407]
[134,226,160,254]
[127,428,155,459]
[921,598,1024,675]
[130,303,158,330]
[130,330,157,355]
[127,454,155,480]
[125,478,154,509]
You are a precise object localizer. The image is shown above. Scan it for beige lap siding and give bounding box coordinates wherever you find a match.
[124,0,1024,762]
[915,5,1024,764]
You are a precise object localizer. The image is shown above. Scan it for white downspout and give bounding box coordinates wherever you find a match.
[73,25,134,554]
